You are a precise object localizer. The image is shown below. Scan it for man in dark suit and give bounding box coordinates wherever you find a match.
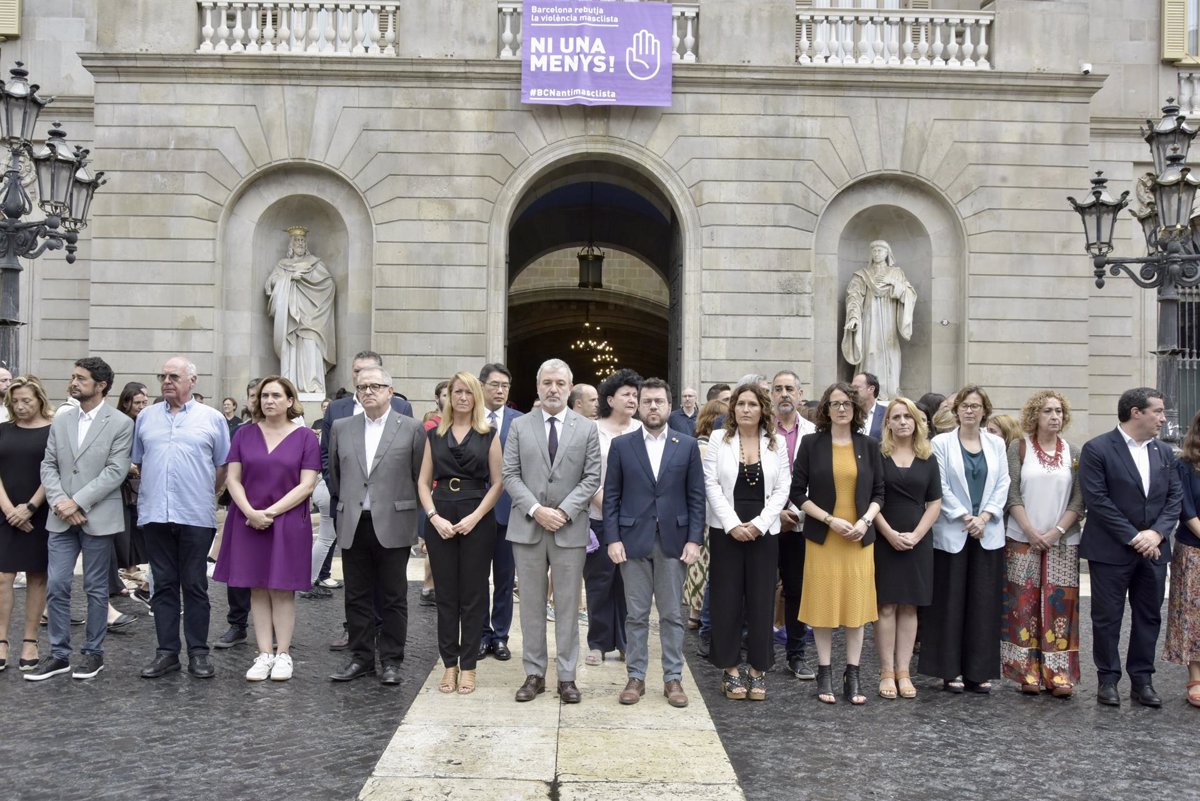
[604,378,705,708]
[478,362,523,662]
[851,372,887,440]
[316,351,413,649]
[326,366,425,685]
[1079,387,1181,708]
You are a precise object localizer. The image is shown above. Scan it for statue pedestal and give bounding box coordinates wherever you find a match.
[298,392,326,426]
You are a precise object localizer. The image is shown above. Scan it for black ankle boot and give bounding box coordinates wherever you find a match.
[843,664,864,704]
[816,664,834,703]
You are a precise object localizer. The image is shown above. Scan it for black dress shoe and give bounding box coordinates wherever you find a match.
[380,665,403,685]
[1131,683,1163,708]
[330,661,376,682]
[696,633,711,659]
[787,655,816,680]
[188,654,215,678]
[141,654,182,678]
[558,680,582,704]
[419,587,436,607]
[493,641,512,661]
[1096,683,1121,706]
[515,674,546,701]
[478,641,491,660]
[213,626,247,649]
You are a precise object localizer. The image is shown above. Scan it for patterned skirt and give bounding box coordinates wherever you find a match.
[1164,542,1200,665]
[683,528,711,613]
[1000,540,1081,689]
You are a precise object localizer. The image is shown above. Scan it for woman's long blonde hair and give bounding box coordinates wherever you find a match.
[880,397,932,459]
[436,372,491,436]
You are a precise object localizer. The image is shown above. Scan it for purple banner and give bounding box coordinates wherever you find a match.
[521,1,674,107]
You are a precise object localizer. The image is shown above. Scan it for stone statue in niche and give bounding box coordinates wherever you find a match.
[841,239,917,400]
[266,226,337,395]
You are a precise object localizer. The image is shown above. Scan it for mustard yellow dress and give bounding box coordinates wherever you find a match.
[799,442,878,628]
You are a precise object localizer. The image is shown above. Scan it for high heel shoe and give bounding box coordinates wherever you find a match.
[816,664,836,704]
[843,664,866,705]
[747,671,766,701]
[896,670,917,699]
[721,669,748,700]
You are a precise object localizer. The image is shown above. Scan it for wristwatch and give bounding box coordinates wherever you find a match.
[1054,524,1067,536]
[25,499,38,511]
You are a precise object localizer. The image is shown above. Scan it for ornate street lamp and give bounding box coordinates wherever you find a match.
[0,61,104,373]
[1068,99,1200,442]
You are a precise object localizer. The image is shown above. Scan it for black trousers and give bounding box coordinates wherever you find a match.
[584,519,626,653]
[142,523,215,657]
[778,529,807,659]
[481,524,515,646]
[342,513,410,667]
[919,539,1003,683]
[425,496,496,670]
[1089,558,1167,686]
[709,526,779,672]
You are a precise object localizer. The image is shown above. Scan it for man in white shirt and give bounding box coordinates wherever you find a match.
[852,372,887,440]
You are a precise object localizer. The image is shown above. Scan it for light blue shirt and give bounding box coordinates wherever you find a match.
[132,399,231,528]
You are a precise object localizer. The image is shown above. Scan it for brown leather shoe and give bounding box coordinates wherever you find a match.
[515,675,545,702]
[619,677,646,705]
[664,679,688,708]
[557,680,582,704]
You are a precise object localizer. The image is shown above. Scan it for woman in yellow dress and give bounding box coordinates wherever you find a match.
[789,382,885,705]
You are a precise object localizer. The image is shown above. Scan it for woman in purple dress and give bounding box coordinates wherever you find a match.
[214,376,319,682]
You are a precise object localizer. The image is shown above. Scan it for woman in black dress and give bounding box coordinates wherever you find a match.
[0,376,54,671]
[873,397,941,700]
[418,371,503,695]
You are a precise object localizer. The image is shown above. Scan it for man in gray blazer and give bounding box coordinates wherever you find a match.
[327,365,425,686]
[28,358,133,681]
[503,358,601,703]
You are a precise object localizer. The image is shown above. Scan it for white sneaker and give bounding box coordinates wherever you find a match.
[13,572,26,589]
[245,652,275,682]
[270,652,293,681]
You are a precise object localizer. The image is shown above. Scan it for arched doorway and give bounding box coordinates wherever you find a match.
[503,159,685,410]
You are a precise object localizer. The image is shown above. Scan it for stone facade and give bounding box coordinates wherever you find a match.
[3,0,1180,434]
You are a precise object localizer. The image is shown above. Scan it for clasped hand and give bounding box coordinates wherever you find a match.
[52,498,87,528]
[533,506,568,533]
[246,509,275,530]
[962,514,987,539]
[5,503,35,532]
[730,523,762,542]
[1130,529,1163,560]
[827,516,863,541]
[888,530,916,551]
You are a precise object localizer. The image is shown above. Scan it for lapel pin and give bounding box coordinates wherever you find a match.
[671,437,679,443]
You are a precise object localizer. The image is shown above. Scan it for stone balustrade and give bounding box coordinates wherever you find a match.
[497,2,699,62]
[796,7,992,69]
[197,1,401,54]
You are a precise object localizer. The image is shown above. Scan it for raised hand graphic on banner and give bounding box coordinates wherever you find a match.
[625,29,662,81]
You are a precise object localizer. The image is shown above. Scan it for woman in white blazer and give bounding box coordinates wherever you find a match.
[921,385,1011,693]
[703,383,790,701]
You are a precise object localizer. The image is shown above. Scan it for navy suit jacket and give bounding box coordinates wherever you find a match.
[865,401,886,440]
[1079,428,1181,567]
[320,394,413,502]
[601,429,706,560]
[489,405,523,526]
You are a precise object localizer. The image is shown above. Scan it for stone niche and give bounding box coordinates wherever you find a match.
[812,174,965,400]
[217,164,374,404]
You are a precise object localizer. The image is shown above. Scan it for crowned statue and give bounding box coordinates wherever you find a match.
[841,240,917,400]
[265,226,337,396]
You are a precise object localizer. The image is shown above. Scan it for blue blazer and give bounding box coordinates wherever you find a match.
[1079,428,1180,566]
[866,401,887,441]
[491,405,523,526]
[602,429,706,560]
[320,395,413,494]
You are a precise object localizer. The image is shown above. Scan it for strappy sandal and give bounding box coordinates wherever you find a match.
[747,671,766,701]
[896,671,917,699]
[878,670,897,699]
[843,664,866,705]
[964,679,992,694]
[0,639,7,671]
[816,664,836,704]
[1187,681,1200,709]
[457,669,476,695]
[18,638,38,671]
[438,666,459,693]
[721,669,748,700]
[943,676,964,693]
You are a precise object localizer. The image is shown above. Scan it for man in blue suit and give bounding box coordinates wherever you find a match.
[478,362,522,662]
[851,372,887,440]
[1079,387,1181,708]
[317,350,413,650]
[603,377,705,708]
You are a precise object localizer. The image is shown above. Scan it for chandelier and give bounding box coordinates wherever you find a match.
[570,320,618,369]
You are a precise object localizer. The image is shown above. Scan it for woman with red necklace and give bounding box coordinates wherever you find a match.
[1001,390,1084,697]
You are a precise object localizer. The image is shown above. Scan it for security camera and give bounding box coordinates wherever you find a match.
[1080,62,1093,75]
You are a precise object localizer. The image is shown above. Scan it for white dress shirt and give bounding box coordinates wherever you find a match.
[77,406,97,450]
[362,410,388,509]
[644,426,668,480]
[1118,424,1152,496]
[530,409,569,518]
[860,403,878,436]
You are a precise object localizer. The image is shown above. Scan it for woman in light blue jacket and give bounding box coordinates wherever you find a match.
[920,385,1010,693]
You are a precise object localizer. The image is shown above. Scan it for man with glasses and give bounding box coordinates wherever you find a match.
[477,363,522,662]
[134,356,231,679]
[327,366,424,685]
[667,386,698,436]
[317,351,413,649]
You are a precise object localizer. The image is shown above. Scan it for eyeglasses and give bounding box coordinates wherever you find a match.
[355,383,390,394]
[484,381,510,390]
[958,403,984,411]
[156,373,186,383]
[828,401,854,410]
[641,398,669,407]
